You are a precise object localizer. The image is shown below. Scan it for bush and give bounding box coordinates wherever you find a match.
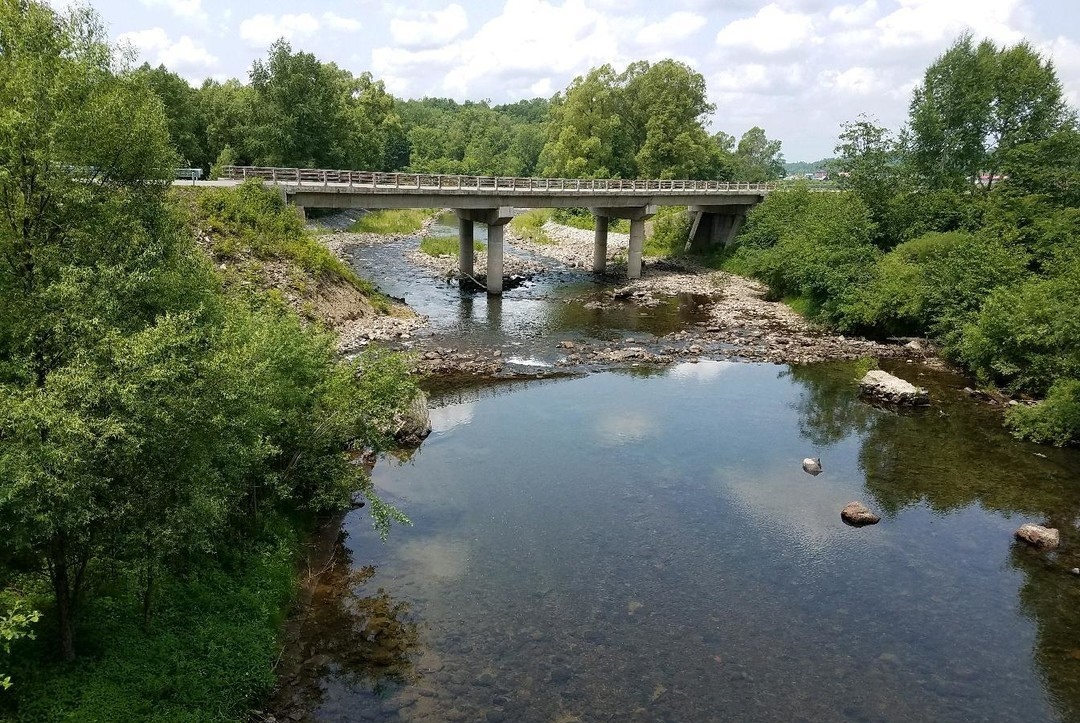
[644,206,690,257]
[510,209,554,244]
[552,207,629,232]
[732,186,881,330]
[1006,379,1080,447]
[350,209,432,235]
[419,236,484,256]
[849,231,1029,346]
[959,260,1080,394]
[193,181,359,284]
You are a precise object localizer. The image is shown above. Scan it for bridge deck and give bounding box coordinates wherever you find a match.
[221,166,773,196]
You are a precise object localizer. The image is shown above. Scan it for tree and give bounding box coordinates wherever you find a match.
[0,0,179,660]
[132,63,207,169]
[539,64,630,177]
[734,126,785,181]
[834,114,905,246]
[907,33,1073,191]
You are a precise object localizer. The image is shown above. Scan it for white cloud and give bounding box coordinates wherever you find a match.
[239,13,320,46]
[118,27,218,69]
[322,12,363,32]
[238,12,363,47]
[874,0,1025,48]
[140,0,206,24]
[715,4,818,55]
[390,4,468,49]
[635,11,708,46]
[828,0,879,27]
[818,66,879,95]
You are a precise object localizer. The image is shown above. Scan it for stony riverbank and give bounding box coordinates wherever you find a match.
[315,214,938,374]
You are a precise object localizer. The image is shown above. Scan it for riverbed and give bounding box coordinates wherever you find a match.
[270,227,1080,723]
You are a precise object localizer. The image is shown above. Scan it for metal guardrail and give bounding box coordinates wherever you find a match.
[220,166,774,194]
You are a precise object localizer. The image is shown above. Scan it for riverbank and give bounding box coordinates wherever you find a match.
[315,213,936,375]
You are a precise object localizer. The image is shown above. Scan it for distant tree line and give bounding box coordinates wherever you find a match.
[140,42,785,181]
[729,33,1080,445]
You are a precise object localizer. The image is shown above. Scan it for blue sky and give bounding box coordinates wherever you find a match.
[54,0,1080,161]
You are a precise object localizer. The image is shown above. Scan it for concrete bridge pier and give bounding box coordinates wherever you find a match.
[458,218,475,278]
[592,206,656,279]
[454,207,515,294]
[686,205,748,252]
[592,215,609,273]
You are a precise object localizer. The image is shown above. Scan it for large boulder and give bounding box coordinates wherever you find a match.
[1015,524,1060,550]
[841,501,881,527]
[858,370,930,406]
[393,391,432,447]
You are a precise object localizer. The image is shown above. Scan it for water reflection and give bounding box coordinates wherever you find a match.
[271,532,422,720]
[292,361,1080,722]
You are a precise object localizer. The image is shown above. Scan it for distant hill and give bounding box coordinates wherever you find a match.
[784,158,836,175]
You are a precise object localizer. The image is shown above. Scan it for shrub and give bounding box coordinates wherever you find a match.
[960,260,1080,394]
[1006,379,1080,447]
[419,236,484,256]
[644,206,691,257]
[849,231,1028,346]
[510,209,554,244]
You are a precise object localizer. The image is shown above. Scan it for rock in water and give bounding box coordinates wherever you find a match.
[393,391,432,446]
[841,501,881,526]
[1015,524,1060,550]
[802,457,823,476]
[858,369,930,406]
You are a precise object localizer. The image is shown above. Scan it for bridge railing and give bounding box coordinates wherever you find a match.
[220,166,774,193]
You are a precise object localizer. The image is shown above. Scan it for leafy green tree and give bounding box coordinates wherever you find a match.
[197,77,256,166]
[907,33,1073,191]
[132,63,207,168]
[833,114,905,246]
[733,126,785,181]
[540,64,630,177]
[0,0,179,660]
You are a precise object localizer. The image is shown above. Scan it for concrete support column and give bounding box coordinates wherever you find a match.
[593,215,609,273]
[486,223,505,295]
[459,218,475,278]
[295,205,307,222]
[628,218,645,279]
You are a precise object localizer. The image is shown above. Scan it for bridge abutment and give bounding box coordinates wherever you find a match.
[687,205,747,252]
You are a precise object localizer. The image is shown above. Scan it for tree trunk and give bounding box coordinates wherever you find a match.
[50,549,76,662]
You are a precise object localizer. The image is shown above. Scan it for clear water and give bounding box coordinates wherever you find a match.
[284,360,1080,723]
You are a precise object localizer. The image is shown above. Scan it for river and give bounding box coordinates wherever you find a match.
[272,227,1080,723]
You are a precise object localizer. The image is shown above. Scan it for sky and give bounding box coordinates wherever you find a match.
[51,0,1080,161]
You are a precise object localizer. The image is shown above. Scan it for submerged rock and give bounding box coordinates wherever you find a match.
[841,501,881,526]
[858,370,930,406]
[393,391,432,446]
[802,457,823,476]
[1015,524,1060,550]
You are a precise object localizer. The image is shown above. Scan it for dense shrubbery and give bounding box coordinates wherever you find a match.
[0,3,416,718]
[643,206,691,257]
[725,35,1080,445]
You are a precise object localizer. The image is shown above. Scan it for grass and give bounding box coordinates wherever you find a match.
[2,527,299,722]
[510,209,555,244]
[350,209,433,234]
[552,208,629,233]
[419,236,485,256]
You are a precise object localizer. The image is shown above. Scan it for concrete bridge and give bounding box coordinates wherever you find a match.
[218,167,773,294]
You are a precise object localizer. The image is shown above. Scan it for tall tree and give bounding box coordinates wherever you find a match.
[734,126,785,181]
[907,33,1073,191]
[834,114,904,245]
[132,63,207,169]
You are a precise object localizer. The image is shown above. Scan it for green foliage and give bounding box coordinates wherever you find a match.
[833,115,905,246]
[849,231,1028,347]
[1006,379,1080,446]
[194,181,360,284]
[1,598,40,691]
[907,33,1073,191]
[644,206,691,257]
[551,208,629,232]
[350,208,432,235]
[539,60,732,180]
[732,186,880,329]
[419,236,484,256]
[959,261,1080,394]
[510,209,554,244]
[4,531,295,721]
[209,143,237,180]
[733,126,786,182]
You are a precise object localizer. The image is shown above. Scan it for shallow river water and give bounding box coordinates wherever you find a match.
[282,233,1080,723]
